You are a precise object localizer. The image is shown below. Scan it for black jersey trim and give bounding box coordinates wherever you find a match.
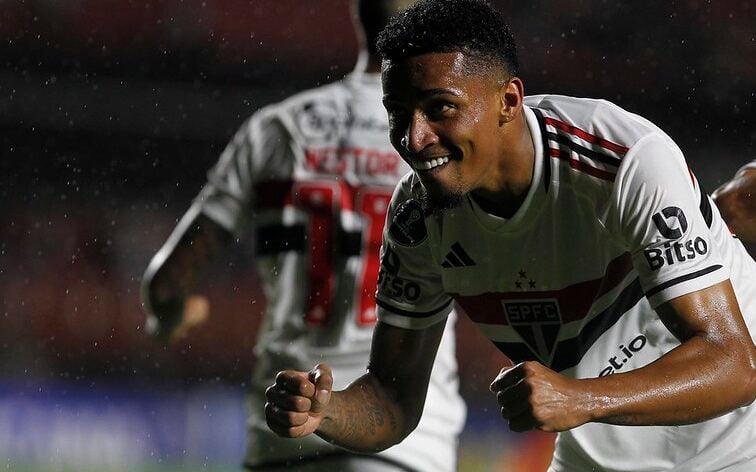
[493,278,644,372]
[698,183,713,228]
[645,265,723,297]
[338,229,363,256]
[531,108,552,193]
[244,450,419,472]
[256,225,362,256]
[256,224,306,254]
[545,131,622,167]
[375,298,453,319]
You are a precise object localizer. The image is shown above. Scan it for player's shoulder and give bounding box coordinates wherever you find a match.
[742,160,756,173]
[389,172,422,208]
[525,94,663,151]
[243,79,353,134]
[386,172,428,248]
[275,80,350,113]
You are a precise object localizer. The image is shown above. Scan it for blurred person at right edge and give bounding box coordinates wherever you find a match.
[140,1,465,471]
[714,161,756,256]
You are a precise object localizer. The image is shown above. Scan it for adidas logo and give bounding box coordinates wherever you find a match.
[441,242,476,268]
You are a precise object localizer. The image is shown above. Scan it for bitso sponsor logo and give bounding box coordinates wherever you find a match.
[377,245,420,302]
[381,246,401,275]
[643,237,708,271]
[377,270,421,303]
[652,206,688,239]
[645,206,708,271]
[297,100,341,140]
[599,334,647,377]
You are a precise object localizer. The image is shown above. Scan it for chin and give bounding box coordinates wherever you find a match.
[417,185,464,214]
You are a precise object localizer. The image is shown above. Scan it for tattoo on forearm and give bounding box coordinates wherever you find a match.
[328,381,400,448]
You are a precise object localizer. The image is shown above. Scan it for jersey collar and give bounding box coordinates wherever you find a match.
[465,105,547,233]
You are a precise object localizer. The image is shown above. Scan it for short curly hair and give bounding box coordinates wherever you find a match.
[376,0,518,77]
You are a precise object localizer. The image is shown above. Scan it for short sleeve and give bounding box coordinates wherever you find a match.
[196,108,291,234]
[609,134,728,307]
[375,181,453,329]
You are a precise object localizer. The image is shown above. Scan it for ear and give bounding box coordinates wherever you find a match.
[498,77,525,125]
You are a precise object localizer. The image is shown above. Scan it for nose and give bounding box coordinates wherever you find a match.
[402,111,438,153]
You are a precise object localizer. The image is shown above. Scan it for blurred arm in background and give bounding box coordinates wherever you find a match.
[713,161,756,245]
[140,204,232,342]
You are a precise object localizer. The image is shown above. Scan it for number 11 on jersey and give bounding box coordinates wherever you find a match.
[294,181,392,328]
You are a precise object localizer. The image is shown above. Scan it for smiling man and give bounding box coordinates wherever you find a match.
[264,1,756,470]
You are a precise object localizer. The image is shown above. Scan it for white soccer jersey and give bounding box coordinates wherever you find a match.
[376,95,756,471]
[196,71,465,471]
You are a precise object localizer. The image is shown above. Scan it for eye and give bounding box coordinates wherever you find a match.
[384,99,408,114]
[427,101,455,118]
[385,107,411,129]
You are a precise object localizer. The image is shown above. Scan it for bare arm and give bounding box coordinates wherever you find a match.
[140,204,233,340]
[713,163,756,244]
[492,280,756,431]
[265,319,447,452]
[585,280,756,425]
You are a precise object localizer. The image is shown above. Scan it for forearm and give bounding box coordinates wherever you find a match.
[314,321,445,451]
[142,206,231,321]
[580,335,756,426]
[316,372,414,452]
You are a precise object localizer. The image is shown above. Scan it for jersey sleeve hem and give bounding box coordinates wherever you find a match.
[376,299,454,330]
[645,265,729,308]
[196,190,244,235]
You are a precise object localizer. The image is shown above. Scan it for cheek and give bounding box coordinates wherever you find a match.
[470,115,500,151]
[458,107,492,146]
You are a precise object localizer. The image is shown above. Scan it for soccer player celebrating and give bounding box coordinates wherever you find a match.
[714,161,756,248]
[141,1,465,471]
[264,1,756,470]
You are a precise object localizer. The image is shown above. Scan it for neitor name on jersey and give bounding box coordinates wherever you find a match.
[305,147,401,176]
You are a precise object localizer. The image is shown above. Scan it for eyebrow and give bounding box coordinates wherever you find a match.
[418,88,463,98]
[383,87,464,102]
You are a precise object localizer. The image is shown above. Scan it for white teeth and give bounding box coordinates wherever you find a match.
[416,156,450,171]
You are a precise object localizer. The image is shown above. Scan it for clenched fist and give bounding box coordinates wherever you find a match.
[490,361,590,432]
[265,363,334,438]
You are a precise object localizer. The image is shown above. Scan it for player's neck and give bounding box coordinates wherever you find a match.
[365,55,382,74]
[472,114,535,219]
[354,49,382,74]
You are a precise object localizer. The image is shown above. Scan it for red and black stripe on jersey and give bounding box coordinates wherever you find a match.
[489,279,644,372]
[451,253,641,371]
[532,108,629,189]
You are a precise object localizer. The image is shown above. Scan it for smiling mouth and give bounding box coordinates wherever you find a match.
[412,156,451,172]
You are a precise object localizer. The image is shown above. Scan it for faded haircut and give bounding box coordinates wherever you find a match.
[376,0,519,77]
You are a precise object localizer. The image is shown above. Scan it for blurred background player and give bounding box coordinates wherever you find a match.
[714,161,756,255]
[140,0,465,471]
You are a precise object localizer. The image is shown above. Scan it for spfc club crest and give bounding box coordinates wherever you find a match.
[502,298,562,364]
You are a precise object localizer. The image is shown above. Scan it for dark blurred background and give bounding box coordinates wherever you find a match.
[1,0,753,470]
